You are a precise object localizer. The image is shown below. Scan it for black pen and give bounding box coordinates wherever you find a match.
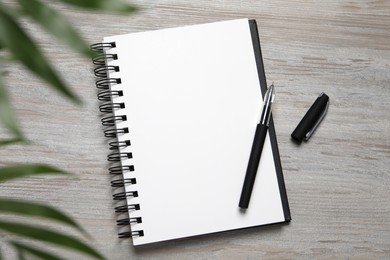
[239,84,275,209]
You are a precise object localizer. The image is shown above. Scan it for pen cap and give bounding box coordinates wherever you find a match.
[291,93,329,143]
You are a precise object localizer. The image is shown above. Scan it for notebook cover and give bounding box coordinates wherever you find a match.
[248,19,291,222]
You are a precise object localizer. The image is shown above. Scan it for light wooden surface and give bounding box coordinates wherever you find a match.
[1,0,389,259]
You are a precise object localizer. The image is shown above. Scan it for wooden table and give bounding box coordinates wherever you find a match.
[1,0,389,259]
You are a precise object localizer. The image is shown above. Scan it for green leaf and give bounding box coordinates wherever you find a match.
[0,164,69,182]
[11,241,65,260]
[0,199,87,236]
[0,74,24,139]
[58,0,138,13]
[0,221,104,259]
[0,7,81,104]
[0,137,26,146]
[17,0,94,58]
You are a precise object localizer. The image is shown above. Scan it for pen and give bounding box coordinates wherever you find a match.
[239,84,275,209]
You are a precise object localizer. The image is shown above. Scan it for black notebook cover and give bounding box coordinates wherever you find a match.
[249,19,291,221]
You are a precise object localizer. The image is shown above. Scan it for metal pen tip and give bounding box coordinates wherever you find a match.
[259,83,275,125]
[267,83,275,103]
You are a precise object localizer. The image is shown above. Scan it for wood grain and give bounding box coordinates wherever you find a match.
[1,0,389,259]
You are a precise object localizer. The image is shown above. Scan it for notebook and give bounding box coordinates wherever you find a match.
[92,18,290,246]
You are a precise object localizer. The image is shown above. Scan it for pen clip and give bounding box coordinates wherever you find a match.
[304,93,329,141]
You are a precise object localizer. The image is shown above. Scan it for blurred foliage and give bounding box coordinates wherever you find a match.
[0,0,137,259]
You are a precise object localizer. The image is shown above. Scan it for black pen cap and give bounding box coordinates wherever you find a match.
[291,93,329,144]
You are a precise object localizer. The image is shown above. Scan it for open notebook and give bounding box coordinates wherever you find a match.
[92,18,290,246]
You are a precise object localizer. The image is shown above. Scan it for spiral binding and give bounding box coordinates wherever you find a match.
[91,42,143,239]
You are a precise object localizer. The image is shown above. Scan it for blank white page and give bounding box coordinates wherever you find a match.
[104,19,285,245]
